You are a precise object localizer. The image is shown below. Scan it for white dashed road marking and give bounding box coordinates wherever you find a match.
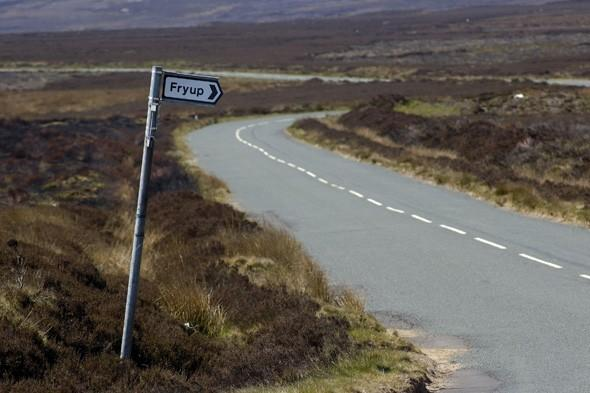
[349,190,364,198]
[519,253,563,270]
[474,238,507,250]
[367,198,383,207]
[234,119,583,281]
[440,225,467,235]
[412,215,432,224]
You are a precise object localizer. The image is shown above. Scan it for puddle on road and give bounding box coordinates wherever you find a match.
[373,311,501,393]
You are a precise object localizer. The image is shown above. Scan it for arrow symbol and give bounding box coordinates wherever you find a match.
[162,73,223,105]
[208,84,219,101]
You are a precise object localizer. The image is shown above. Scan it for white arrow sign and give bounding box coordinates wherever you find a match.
[162,72,223,105]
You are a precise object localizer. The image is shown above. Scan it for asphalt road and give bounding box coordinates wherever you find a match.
[187,113,590,393]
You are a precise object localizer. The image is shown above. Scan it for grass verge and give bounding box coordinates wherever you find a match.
[238,300,431,393]
[171,119,232,203]
[288,94,590,227]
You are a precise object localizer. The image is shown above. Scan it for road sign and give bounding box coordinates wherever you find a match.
[120,66,223,360]
[162,72,223,105]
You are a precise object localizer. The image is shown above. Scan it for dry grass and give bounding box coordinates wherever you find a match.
[220,222,331,303]
[395,99,468,118]
[515,162,590,189]
[87,211,164,279]
[0,88,144,118]
[222,77,300,93]
[0,206,83,258]
[343,65,417,80]
[331,123,459,161]
[354,148,584,224]
[333,288,365,315]
[158,283,226,337]
[0,204,165,280]
[0,238,56,344]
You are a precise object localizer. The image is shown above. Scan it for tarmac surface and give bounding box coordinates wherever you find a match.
[188,113,590,393]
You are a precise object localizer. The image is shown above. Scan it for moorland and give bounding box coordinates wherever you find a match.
[2,1,590,391]
[1,0,589,78]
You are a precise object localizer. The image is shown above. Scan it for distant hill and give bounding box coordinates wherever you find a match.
[0,0,568,33]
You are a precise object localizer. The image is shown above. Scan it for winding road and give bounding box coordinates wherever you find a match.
[187,113,590,393]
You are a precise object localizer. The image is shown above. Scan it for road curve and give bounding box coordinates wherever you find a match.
[187,113,590,393]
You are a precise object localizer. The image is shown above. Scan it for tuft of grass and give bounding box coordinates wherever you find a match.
[0,240,55,343]
[332,287,365,315]
[577,206,590,224]
[85,210,164,279]
[220,223,331,303]
[158,283,227,337]
[41,172,105,203]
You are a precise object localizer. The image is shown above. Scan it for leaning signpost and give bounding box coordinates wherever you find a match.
[120,66,223,359]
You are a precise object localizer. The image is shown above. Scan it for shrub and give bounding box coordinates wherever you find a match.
[0,317,56,380]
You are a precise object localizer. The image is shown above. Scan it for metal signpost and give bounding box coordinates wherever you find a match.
[120,66,223,360]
